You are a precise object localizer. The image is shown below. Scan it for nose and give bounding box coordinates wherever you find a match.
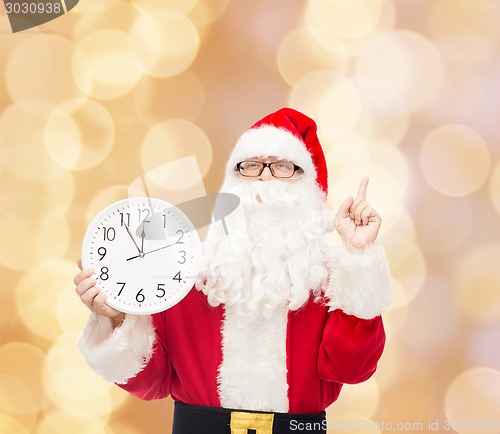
[257,166,273,180]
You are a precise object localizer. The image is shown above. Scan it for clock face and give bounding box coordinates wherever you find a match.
[81,197,202,315]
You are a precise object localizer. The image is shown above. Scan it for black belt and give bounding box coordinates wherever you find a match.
[172,402,326,434]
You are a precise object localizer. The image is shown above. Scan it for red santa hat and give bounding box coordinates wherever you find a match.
[226,107,329,197]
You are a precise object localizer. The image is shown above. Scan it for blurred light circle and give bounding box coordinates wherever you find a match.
[420,124,491,197]
[0,374,37,415]
[188,0,231,27]
[328,378,379,418]
[85,185,130,225]
[56,282,94,334]
[378,204,415,247]
[324,133,370,166]
[382,295,408,339]
[308,0,383,39]
[490,161,500,215]
[428,0,500,65]
[398,277,461,363]
[38,409,107,434]
[43,105,81,169]
[453,243,500,323]
[129,9,199,78]
[72,29,143,100]
[16,259,76,339]
[375,342,401,390]
[426,61,500,144]
[0,102,68,182]
[380,354,435,421]
[0,18,39,71]
[0,343,46,413]
[44,332,113,403]
[370,143,409,197]
[413,194,472,254]
[70,0,121,14]
[384,238,427,304]
[304,0,396,58]
[324,414,381,434]
[0,216,70,271]
[140,119,212,186]
[44,98,115,170]
[132,0,199,14]
[133,72,206,127]
[354,77,409,145]
[0,414,31,434]
[289,70,341,121]
[73,2,138,39]
[318,78,362,140]
[327,162,406,211]
[130,156,207,205]
[103,422,145,434]
[5,34,82,104]
[0,170,74,225]
[306,25,351,58]
[253,0,316,72]
[445,367,500,433]
[468,324,500,372]
[44,346,128,416]
[277,26,349,86]
[355,30,445,112]
[386,277,407,313]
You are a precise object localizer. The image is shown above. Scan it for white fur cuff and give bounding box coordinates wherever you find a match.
[77,313,156,384]
[326,242,392,319]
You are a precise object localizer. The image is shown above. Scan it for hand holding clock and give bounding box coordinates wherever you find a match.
[74,259,125,329]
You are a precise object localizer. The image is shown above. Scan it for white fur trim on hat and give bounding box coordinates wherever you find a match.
[77,313,155,384]
[325,242,392,319]
[226,126,317,184]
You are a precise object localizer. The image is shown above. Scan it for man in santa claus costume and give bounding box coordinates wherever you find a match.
[74,108,392,434]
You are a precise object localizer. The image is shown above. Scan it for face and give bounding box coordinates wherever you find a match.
[237,156,303,182]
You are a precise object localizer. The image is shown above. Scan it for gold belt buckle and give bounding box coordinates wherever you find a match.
[230,411,274,434]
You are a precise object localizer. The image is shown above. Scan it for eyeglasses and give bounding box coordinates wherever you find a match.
[235,161,304,178]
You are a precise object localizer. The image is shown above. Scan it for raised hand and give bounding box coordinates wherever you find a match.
[334,176,381,252]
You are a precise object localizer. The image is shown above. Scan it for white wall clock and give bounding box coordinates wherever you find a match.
[81,197,202,315]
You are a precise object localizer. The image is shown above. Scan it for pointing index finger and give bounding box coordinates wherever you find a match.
[356,176,369,200]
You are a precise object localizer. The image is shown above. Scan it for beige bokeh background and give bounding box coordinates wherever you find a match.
[1,0,500,433]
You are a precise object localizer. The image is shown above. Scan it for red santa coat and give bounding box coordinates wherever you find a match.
[119,289,384,413]
[78,242,392,414]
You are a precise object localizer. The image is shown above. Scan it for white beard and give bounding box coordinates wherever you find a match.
[196,175,332,324]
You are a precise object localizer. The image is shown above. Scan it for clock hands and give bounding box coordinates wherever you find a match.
[140,225,146,253]
[123,222,143,256]
[126,241,178,261]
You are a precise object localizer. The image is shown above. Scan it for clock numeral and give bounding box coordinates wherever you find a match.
[117,282,126,296]
[138,208,150,222]
[136,289,145,303]
[178,250,186,264]
[173,271,182,282]
[156,283,166,298]
[97,247,107,261]
[102,227,116,241]
[162,213,167,228]
[100,267,109,280]
[175,230,184,244]
[119,212,131,227]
